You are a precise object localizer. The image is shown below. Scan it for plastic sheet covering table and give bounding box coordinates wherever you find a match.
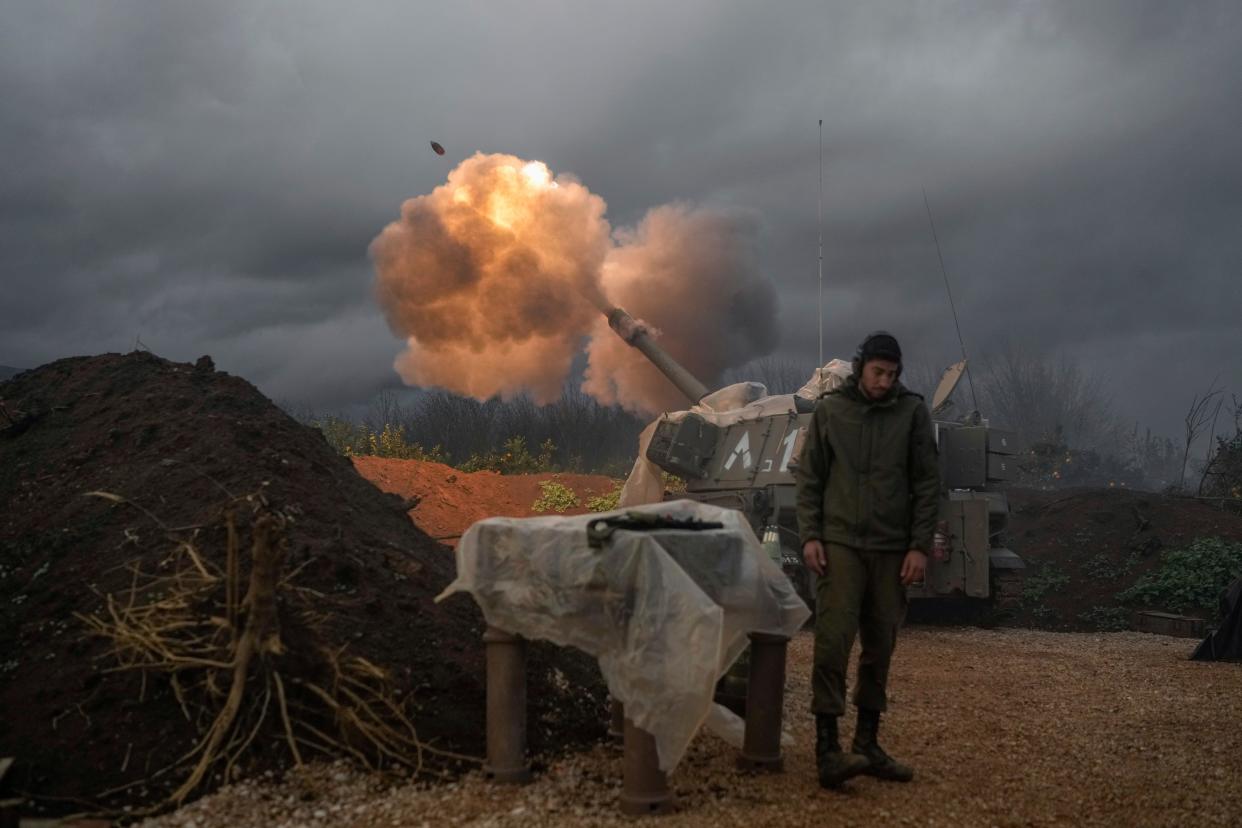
[436,499,810,772]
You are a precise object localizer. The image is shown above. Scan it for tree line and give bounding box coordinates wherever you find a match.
[290,348,1236,497]
[290,382,646,477]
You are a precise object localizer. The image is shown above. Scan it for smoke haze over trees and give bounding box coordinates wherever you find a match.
[294,346,1203,490]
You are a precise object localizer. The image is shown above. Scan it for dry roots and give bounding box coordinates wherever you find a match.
[76,490,477,812]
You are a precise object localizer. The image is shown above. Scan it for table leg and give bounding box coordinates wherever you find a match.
[737,632,788,772]
[608,698,625,744]
[483,626,531,784]
[620,717,675,816]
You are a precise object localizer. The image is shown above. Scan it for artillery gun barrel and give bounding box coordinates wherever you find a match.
[606,307,711,404]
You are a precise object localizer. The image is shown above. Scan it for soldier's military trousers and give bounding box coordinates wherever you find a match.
[811,543,907,715]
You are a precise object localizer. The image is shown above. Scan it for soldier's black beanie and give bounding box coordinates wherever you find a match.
[857,331,902,365]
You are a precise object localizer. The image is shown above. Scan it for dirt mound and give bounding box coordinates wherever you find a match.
[0,353,607,816]
[1003,487,1242,628]
[351,456,617,544]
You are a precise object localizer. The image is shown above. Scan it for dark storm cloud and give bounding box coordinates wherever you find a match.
[0,0,1238,434]
[0,1,402,404]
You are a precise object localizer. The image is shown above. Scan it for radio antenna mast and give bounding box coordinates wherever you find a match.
[818,119,824,367]
[923,188,979,413]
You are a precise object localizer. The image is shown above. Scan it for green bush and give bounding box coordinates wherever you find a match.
[1082,553,1115,580]
[312,418,449,463]
[531,479,580,513]
[1117,537,1242,621]
[662,472,687,494]
[372,423,449,462]
[1030,605,1058,623]
[314,415,370,456]
[1078,606,1131,632]
[586,482,624,513]
[1021,565,1070,604]
[461,436,557,475]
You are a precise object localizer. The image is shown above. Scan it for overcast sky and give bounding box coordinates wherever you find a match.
[2,1,1239,439]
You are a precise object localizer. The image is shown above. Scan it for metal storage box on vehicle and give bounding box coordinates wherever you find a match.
[941,426,1018,487]
[647,414,718,480]
[941,427,987,488]
[987,453,1013,481]
[987,429,1019,454]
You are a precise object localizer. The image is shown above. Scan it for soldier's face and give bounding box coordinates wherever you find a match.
[860,359,899,400]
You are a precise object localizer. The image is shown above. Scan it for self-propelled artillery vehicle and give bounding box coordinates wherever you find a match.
[608,306,1025,612]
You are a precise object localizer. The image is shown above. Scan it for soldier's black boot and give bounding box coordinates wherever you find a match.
[851,708,914,782]
[815,714,869,789]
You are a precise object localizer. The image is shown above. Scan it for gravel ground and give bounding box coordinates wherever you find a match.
[142,627,1242,828]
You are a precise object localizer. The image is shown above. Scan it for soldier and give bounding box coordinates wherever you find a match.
[794,331,940,789]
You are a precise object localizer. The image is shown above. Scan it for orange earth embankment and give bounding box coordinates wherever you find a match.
[351,456,620,544]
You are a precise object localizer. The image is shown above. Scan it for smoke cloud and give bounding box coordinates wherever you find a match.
[584,204,779,413]
[370,153,610,403]
[370,153,778,413]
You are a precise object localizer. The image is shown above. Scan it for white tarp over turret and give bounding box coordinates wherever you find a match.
[436,500,810,771]
[619,359,853,508]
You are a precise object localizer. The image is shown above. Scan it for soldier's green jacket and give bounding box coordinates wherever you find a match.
[795,380,940,553]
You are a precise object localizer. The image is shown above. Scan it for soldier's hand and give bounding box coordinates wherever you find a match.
[803,539,827,576]
[900,549,927,585]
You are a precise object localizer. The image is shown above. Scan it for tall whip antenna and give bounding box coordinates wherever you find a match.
[923,188,979,413]
[818,119,824,367]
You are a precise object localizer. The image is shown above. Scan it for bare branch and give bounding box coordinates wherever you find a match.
[1179,377,1222,491]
